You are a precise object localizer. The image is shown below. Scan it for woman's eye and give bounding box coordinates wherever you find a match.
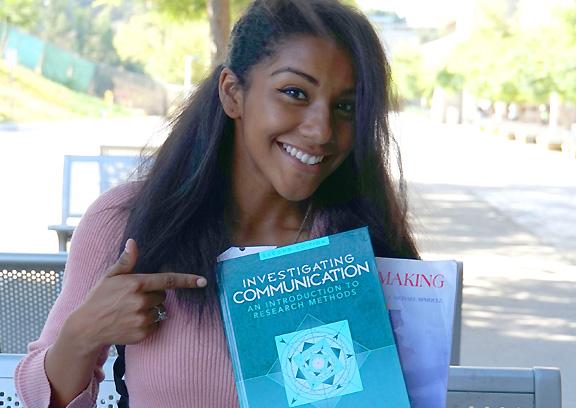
[280,87,307,100]
[336,101,355,117]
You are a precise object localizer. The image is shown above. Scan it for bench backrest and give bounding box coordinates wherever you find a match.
[0,253,66,354]
[447,365,562,408]
[1,254,464,361]
[60,155,140,225]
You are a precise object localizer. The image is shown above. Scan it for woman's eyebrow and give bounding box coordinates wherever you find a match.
[270,67,319,85]
[271,67,355,95]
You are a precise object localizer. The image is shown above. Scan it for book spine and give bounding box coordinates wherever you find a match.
[218,277,250,407]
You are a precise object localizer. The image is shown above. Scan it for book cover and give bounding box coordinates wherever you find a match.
[217,227,410,408]
[377,257,461,408]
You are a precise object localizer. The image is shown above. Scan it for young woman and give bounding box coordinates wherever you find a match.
[15,0,418,406]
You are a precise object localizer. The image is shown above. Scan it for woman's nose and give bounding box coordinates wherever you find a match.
[300,103,333,144]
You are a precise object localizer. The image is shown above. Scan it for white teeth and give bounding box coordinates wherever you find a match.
[282,143,324,165]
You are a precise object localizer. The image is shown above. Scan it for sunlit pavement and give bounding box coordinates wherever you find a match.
[394,111,576,407]
[1,113,575,405]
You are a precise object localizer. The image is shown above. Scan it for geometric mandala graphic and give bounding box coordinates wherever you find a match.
[275,320,364,407]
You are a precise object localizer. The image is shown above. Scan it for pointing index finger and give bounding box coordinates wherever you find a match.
[137,273,207,292]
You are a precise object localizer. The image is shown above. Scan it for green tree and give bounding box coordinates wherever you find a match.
[115,0,359,83]
[55,0,123,66]
[391,46,434,104]
[0,0,39,30]
[114,13,211,83]
[149,0,239,66]
[442,0,576,105]
[152,0,358,66]
[543,2,576,102]
[8,0,130,67]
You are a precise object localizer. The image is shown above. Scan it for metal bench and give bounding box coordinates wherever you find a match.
[48,155,140,252]
[0,256,562,407]
[0,355,562,408]
[446,366,562,408]
[0,254,464,360]
[0,253,66,354]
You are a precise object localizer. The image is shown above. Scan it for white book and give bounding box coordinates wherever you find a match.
[376,257,461,408]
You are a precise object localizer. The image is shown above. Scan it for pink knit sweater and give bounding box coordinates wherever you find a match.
[14,183,240,407]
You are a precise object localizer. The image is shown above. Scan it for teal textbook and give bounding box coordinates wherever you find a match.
[217,227,411,408]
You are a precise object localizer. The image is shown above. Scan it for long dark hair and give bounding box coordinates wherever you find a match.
[121,0,419,314]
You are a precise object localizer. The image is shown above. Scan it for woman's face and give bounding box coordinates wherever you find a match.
[224,35,355,202]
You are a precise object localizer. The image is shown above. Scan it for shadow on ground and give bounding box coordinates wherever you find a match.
[408,181,576,407]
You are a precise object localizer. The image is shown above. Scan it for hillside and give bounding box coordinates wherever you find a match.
[0,60,140,123]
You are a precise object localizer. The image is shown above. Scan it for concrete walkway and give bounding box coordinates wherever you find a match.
[396,113,576,407]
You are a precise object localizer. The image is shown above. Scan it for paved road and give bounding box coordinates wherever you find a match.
[394,112,576,407]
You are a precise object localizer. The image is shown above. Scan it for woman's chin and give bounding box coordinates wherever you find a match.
[278,185,318,203]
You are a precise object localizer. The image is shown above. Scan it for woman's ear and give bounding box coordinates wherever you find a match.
[219,67,243,119]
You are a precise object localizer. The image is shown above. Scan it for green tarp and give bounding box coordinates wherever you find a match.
[41,43,96,93]
[4,27,44,70]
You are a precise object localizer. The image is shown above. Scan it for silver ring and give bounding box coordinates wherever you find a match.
[152,304,168,323]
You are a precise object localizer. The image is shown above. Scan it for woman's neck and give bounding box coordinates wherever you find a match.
[227,189,310,248]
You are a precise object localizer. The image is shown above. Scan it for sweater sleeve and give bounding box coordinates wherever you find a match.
[14,183,138,408]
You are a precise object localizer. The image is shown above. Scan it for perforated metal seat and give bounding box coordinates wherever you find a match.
[1,356,562,408]
[0,254,66,354]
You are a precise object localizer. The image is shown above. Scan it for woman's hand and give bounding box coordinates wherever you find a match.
[66,238,206,354]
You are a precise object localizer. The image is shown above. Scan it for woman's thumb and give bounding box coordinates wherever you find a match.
[107,238,138,277]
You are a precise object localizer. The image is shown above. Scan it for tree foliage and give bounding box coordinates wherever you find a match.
[150,0,357,64]
[0,0,39,30]
[436,0,576,104]
[149,0,253,24]
[391,45,434,103]
[152,0,357,21]
[50,0,122,65]
[125,0,356,82]
[114,12,211,83]
[3,0,133,66]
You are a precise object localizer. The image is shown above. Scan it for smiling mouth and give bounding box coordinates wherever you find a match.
[280,143,325,165]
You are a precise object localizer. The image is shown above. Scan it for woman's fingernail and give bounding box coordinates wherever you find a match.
[196,277,207,288]
[125,239,132,254]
